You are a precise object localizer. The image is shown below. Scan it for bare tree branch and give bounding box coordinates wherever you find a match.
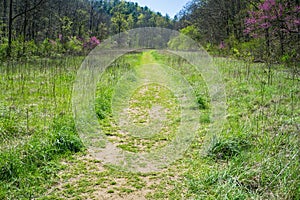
[12,0,46,21]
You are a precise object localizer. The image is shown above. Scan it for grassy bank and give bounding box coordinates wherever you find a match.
[0,51,299,199]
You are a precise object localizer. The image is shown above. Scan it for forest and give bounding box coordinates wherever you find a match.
[0,0,299,199]
[0,0,173,59]
[0,0,299,63]
[178,0,299,66]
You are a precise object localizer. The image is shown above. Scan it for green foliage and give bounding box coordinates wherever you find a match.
[1,0,174,60]
[110,1,128,34]
[60,16,73,38]
[0,36,39,60]
[203,43,220,55]
[0,116,84,199]
[24,40,38,57]
[65,36,83,55]
[95,56,136,120]
[40,39,53,57]
[168,34,198,50]
[230,37,264,61]
[179,0,299,64]
[195,93,208,110]
[180,25,201,41]
[0,40,8,60]
[168,26,202,50]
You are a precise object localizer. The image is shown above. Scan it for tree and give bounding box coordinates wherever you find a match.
[111,1,128,34]
[244,0,300,56]
[7,0,46,57]
[0,0,174,59]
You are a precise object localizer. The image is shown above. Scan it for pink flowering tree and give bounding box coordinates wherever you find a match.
[244,0,299,57]
[83,36,100,50]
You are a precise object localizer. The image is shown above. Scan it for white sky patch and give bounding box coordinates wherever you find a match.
[128,0,190,18]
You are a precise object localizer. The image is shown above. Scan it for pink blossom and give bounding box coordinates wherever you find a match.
[259,0,275,11]
[251,33,258,38]
[268,0,275,6]
[260,15,270,20]
[270,15,277,20]
[294,19,300,26]
[90,36,100,45]
[219,41,225,49]
[260,22,271,29]
[248,11,255,16]
[243,27,252,35]
[278,4,283,17]
[245,18,257,25]
[83,36,100,50]
[244,0,298,37]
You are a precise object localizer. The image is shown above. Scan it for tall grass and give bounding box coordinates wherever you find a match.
[0,57,84,198]
[0,51,299,199]
[181,57,300,199]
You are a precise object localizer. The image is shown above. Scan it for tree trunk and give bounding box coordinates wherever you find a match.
[265,28,272,84]
[7,0,13,57]
[279,32,284,56]
[22,0,28,54]
[89,1,94,34]
[265,28,270,57]
[235,0,242,40]
[2,0,7,37]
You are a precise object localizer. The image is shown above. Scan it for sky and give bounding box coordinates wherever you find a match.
[129,0,190,18]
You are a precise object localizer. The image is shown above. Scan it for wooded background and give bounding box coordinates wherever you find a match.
[0,0,299,65]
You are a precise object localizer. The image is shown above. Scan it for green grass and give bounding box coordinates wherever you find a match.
[0,51,299,199]
[0,57,85,199]
[178,57,300,199]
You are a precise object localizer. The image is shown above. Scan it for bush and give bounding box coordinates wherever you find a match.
[83,36,100,51]
[206,135,250,160]
[40,39,53,57]
[65,36,83,55]
[23,40,38,58]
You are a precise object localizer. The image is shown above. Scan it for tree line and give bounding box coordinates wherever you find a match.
[176,0,299,65]
[0,0,174,60]
[0,0,299,66]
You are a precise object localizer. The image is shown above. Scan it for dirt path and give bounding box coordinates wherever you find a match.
[40,52,195,199]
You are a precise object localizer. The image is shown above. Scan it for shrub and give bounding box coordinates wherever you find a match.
[83,36,100,51]
[40,38,53,57]
[65,36,83,55]
[206,135,250,160]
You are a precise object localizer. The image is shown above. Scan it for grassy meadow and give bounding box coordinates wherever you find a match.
[0,51,299,199]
